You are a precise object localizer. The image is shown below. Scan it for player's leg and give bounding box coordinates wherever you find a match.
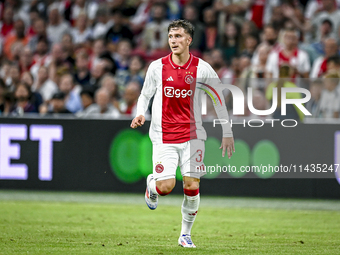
[145,176,176,209]
[178,176,200,248]
[178,140,205,248]
[145,143,178,209]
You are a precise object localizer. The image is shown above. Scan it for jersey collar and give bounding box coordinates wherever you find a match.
[168,52,193,70]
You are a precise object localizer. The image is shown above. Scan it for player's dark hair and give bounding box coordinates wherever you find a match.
[168,19,195,40]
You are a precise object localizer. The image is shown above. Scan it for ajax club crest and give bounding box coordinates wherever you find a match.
[185,72,194,84]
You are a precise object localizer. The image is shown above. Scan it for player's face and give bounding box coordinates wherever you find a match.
[168,27,192,55]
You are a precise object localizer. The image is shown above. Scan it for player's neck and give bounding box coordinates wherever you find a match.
[171,51,190,66]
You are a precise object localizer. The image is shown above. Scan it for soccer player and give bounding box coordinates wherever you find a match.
[130,20,234,248]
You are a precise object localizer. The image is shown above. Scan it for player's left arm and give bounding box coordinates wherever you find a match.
[131,61,157,128]
[203,64,235,159]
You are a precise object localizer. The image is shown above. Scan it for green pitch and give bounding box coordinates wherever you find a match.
[0,191,339,254]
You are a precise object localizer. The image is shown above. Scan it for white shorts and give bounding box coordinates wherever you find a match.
[152,139,206,181]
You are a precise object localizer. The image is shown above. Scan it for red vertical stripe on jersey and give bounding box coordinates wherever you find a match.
[161,53,198,143]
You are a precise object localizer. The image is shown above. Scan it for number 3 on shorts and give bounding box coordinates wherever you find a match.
[196,149,203,162]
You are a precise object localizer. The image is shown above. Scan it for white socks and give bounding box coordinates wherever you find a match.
[180,193,200,236]
[149,178,159,195]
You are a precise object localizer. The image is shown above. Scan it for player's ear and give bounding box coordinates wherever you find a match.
[188,36,192,46]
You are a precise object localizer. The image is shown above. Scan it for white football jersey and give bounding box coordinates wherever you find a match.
[136,53,233,144]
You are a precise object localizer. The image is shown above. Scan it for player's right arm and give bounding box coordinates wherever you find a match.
[130,61,157,129]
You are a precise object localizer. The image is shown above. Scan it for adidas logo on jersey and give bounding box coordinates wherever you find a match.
[166,76,174,81]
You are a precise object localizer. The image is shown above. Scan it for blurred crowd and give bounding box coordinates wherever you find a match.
[0,0,339,121]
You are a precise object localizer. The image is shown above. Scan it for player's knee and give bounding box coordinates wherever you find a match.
[157,184,174,195]
[183,182,199,191]
[156,179,175,196]
[183,177,200,190]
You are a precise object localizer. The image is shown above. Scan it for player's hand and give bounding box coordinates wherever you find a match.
[130,115,145,129]
[220,137,235,159]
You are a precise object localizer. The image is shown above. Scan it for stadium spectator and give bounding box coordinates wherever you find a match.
[71,13,92,46]
[141,3,170,52]
[327,55,340,73]
[3,19,29,61]
[307,20,335,61]
[7,0,30,27]
[249,44,270,92]
[114,39,132,71]
[28,18,50,53]
[100,74,120,110]
[80,87,120,117]
[182,4,206,52]
[1,61,12,85]
[317,71,340,118]
[18,47,35,74]
[241,33,259,58]
[79,87,95,111]
[310,38,339,79]
[214,0,250,30]
[31,37,50,73]
[120,81,141,116]
[237,55,252,92]
[2,90,15,116]
[61,33,75,60]
[310,0,340,42]
[245,0,279,29]
[270,6,286,31]
[306,79,323,116]
[48,43,73,84]
[124,55,145,87]
[11,83,36,115]
[217,21,240,64]
[89,60,109,88]
[304,0,340,21]
[105,9,133,51]
[239,20,258,52]
[89,39,106,70]
[266,65,304,121]
[32,66,58,102]
[210,49,232,80]
[202,7,218,51]
[47,3,70,44]
[252,25,281,66]
[265,29,310,79]
[41,92,72,114]
[58,73,82,113]
[0,7,14,38]
[26,6,40,37]
[74,50,91,87]
[8,65,21,91]
[20,71,43,111]
[68,0,98,26]
[92,6,112,40]
[130,0,153,33]
[285,0,340,43]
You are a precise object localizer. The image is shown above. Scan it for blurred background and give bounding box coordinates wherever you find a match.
[0,0,339,199]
